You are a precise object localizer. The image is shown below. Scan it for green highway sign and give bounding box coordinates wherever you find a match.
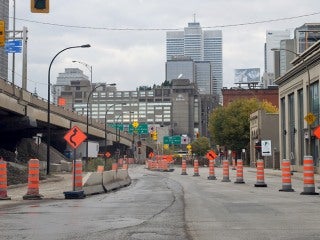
[108,123,124,131]
[163,135,181,145]
[129,123,148,134]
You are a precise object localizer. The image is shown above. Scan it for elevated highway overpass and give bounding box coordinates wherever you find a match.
[0,78,153,161]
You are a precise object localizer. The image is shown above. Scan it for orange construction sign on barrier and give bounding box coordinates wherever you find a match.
[234,159,245,184]
[279,159,294,192]
[23,159,43,200]
[0,157,11,200]
[300,156,319,195]
[254,159,267,187]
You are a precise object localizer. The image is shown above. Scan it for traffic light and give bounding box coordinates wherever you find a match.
[31,0,49,13]
[255,140,261,153]
[152,131,157,141]
[0,20,5,47]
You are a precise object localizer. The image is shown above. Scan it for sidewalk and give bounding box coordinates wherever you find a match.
[0,173,73,208]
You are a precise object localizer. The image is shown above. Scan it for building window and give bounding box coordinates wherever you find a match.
[281,97,286,160]
[298,89,304,165]
[310,81,319,126]
[288,93,295,165]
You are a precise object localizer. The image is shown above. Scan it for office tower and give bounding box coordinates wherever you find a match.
[166,21,222,97]
[279,39,295,77]
[263,29,291,87]
[295,23,320,54]
[0,0,9,80]
[52,68,90,107]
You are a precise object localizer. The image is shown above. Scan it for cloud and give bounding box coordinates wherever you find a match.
[6,0,320,98]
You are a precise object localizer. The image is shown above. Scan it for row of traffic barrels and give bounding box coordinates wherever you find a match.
[180,156,320,195]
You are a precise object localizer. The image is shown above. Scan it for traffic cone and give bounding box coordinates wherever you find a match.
[254,159,267,187]
[23,159,43,200]
[207,159,216,180]
[0,158,11,200]
[193,159,200,176]
[300,156,319,195]
[221,159,231,182]
[279,159,294,192]
[181,159,188,175]
[234,159,245,184]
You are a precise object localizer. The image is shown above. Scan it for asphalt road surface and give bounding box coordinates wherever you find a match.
[1,165,320,240]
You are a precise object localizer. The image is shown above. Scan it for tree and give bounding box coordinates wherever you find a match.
[208,98,277,154]
[191,137,210,156]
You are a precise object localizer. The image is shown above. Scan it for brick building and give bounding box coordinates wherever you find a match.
[221,87,279,107]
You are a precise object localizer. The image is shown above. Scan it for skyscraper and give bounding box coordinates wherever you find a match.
[0,0,9,80]
[166,21,222,97]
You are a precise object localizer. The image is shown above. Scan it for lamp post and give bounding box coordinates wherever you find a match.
[104,104,115,167]
[271,47,311,156]
[86,83,116,166]
[104,104,127,166]
[47,44,90,175]
[72,60,93,85]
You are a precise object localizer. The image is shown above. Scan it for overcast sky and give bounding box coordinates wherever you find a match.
[7,0,320,99]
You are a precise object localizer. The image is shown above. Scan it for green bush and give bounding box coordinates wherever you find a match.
[85,157,115,172]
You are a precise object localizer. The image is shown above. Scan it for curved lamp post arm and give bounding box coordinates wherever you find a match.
[47,44,90,175]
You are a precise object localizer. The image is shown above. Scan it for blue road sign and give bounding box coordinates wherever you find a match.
[5,40,22,53]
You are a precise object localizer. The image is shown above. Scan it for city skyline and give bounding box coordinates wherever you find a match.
[0,1,319,99]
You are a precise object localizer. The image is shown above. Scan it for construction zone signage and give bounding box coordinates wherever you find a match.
[206,150,217,160]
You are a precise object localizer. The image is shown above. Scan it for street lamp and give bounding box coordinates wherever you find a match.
[72,60,93,85]
[271,47,311,156]
[47,44,91,175]
[104,103,126,166]
[86,83,116,165]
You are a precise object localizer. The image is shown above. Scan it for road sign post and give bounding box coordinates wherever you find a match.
[64,126,87,197]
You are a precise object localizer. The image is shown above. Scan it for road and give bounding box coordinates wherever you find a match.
[1,164,320,240]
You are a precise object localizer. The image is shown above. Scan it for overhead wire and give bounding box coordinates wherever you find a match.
[12,11,320,31]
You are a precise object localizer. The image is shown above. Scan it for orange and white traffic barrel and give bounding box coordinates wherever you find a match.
[64,159,85,199]
[112,163,118,171]
[221,159,231,182]
[97,165,104,173]
[23,159,43,200]
[73,160,83,191]
[300,156,319,195]
[122,163,128,170]
[234,159,245,184]
[279,159,294,192]
[207,159,216,180]
[0,157,11,200]
[193,159,200,177]
[181,159,188,175]
[254,159,267,187]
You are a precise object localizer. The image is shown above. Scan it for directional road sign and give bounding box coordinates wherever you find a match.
[129,123,148,134]
[163,135,181,145]
[261,140,272,156]
[64,126,87,149]
[5,40,22,53]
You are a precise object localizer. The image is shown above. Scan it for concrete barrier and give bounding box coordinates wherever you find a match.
[116,169,131,187]
[103,170,121,191]
[82,169,131,195]
[82,172,105,195]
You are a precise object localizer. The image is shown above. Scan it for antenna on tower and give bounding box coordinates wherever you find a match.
[193,13,196,22]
